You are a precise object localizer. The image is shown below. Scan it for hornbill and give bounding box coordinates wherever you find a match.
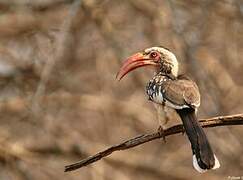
[116,46,220,173]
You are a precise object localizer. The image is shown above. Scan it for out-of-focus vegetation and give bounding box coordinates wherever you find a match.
[0,0,242,179]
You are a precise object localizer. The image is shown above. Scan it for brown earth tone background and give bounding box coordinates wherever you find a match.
[0,0,242,179]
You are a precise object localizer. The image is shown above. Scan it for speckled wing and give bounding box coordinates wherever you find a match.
[163,76,200,109]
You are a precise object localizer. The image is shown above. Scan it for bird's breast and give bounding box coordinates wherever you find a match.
[146,76,167,104]
[146,75,189,109]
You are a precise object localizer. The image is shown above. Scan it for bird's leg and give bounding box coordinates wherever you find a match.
[181,128,185,135]
[157,125,166,142]
[155,104,169,143]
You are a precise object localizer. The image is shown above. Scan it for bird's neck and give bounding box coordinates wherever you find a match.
[155,71,177,80]
[158,62,178,78]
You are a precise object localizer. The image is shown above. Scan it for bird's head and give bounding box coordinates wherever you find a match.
[116,46,179,80]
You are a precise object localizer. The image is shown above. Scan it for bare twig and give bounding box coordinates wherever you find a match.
[64,113,243,172]
[31,0,82,114]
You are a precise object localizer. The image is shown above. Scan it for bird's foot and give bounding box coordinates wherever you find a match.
[157,125,166,143]
[181,128,185,135]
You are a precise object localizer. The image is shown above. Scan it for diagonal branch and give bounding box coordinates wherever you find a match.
[64,114,243,172]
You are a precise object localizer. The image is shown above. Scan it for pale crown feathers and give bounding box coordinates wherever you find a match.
[144,47,179,77]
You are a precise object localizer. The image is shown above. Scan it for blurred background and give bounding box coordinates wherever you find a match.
[0,0,242,179]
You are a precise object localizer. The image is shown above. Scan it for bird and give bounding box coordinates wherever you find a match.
[116,46,220,173]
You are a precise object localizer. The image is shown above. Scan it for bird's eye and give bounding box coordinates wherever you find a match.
[150,52,158,58]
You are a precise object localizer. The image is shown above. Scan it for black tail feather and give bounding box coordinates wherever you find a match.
[176,108,215,170]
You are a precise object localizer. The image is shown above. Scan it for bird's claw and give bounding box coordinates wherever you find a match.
[181,128,185,135]
[158,125,166,143]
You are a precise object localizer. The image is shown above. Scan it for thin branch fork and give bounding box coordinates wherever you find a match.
[64,114,243,172]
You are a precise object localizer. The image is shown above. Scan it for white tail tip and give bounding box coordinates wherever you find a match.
[192,155,207,173]
[212,155,220,169]
[192,154,220,173]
